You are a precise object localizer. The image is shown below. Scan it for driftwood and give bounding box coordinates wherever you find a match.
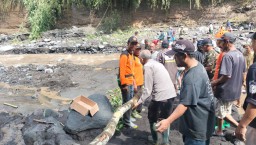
[89,94,140,145]
[3,103,18,108]
[33,119,54,124]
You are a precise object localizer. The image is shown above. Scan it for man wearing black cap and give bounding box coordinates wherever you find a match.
[236,32,256,144]
[156,40,216,145]
[202,38,218,80]
[157,40,178,90]
[119,36,138,128]
[211,32,246,136]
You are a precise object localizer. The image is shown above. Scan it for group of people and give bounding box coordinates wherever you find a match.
[118,28,256,145]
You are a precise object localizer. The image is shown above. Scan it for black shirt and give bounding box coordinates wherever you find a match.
[179,63,216,140]
[194,50,204,64]
[244,63,256,128]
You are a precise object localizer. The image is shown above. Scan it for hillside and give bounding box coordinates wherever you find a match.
[0,0,255,35]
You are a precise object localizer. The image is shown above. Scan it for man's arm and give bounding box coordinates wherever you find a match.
[211,75,230,86]
[136,66,153,104]
[235,103,256,141]
[156,104,187,133]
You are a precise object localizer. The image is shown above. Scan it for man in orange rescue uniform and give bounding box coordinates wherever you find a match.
[119,36,138,128]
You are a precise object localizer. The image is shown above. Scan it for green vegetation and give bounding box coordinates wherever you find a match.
[107,88,124,131]
[107,88,122,112]
[0,0,253,38]
[100,10,121,33]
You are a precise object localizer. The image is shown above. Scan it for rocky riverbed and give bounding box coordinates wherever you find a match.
[0,25,252,145]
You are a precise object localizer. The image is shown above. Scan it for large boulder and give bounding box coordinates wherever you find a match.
[23,116,78,145]
[64,94,113,134]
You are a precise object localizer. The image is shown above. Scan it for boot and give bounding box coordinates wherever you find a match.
[162,126,170,145]
[149,122,158,144]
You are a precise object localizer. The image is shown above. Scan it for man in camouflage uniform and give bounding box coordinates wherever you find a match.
[202,38,218,80]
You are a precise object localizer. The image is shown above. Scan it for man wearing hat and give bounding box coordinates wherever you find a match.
[157,40,178,90]
[132,43,143,119]
[133,50,176,144]
[202,38,218,80]
[119,36,138,128]
[211,32,246,136]
[156,40,216,145]
[236,32,256,145]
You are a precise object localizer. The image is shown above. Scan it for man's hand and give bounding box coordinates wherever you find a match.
[121,85,128,91]
[235,125,247,141]
[134,86,138,93]
[211,80,218,87]
[132,102,140,110]
[156,119,170,133]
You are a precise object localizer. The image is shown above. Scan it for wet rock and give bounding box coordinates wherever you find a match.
[36,65,45,71]
[43,109,63,118]
[44,68,54,74]
[43,38,51,42]
[64,94,113,134]
[23,117,78,145]
[16,33,29,41]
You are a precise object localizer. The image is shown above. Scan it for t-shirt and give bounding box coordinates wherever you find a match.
[134,56,144,86]
[194,50,204,64]
[156,49,178,85]
[179,63,216,140]
[243,51,254,71]
[203,49,218,79]
[213,52,225,80]
[216,50,246,101]
[244,63,256,128]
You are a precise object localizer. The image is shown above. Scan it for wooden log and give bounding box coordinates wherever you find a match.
[3,103,18,108]
[33,119,54,124]
[89,94,140,145]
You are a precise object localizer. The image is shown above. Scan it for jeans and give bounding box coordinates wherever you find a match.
[121,85,134,125]
[183,136,210,145]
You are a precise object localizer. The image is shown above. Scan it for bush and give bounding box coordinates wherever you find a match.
[107,87,124,131]
[100,10,121,33]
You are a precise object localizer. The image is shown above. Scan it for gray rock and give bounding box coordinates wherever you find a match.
[36,65,45,71]
[64,94,113,134]
[98,44,105,49]
[23,117,78,145]
[43,38,51,42]
[44,68,54,74]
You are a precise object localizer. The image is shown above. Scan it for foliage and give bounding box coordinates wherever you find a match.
[107,87,124,131]
[23,0,61,39]
[107,88,123,111]
[1,0,250,38]
[100,10,121,33]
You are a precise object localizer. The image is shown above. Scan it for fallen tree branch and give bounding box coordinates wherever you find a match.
[33,119,54,124]
[3,103,18,108]
[89,94,140,145]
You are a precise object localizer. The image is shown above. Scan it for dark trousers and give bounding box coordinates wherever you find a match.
[183,136,210,145]
[121,85,134,125]
[148,98,175,144]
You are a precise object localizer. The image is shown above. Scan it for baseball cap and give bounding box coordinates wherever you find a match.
[166,40,195,55]
[127,36,138,44]
[202,38,213,46]
[162,40,169,48]
[218,32,236,43]
[136,44,142,49]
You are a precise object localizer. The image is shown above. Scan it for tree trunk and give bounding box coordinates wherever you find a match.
[89,94,140,145]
